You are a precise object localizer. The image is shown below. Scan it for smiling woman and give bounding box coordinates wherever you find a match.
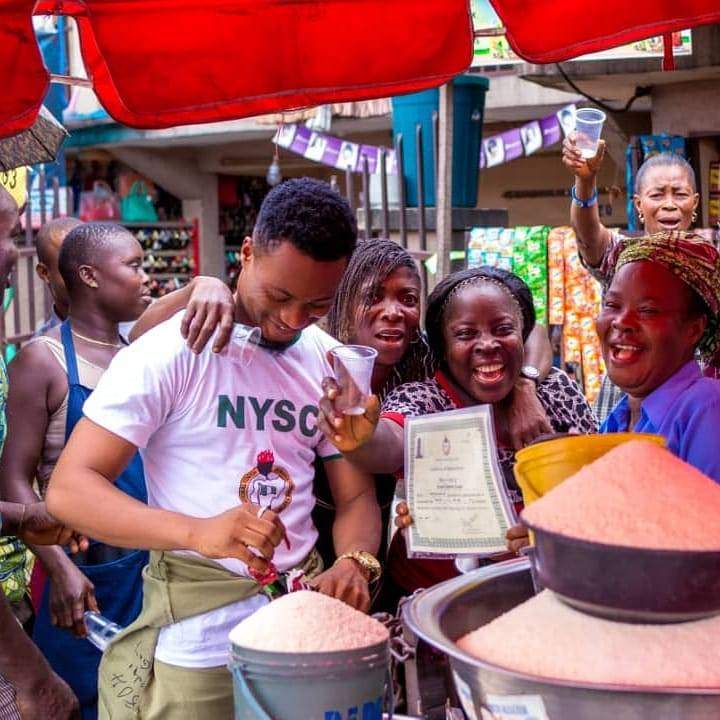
[598,231,720,482]
[317,266,598,595]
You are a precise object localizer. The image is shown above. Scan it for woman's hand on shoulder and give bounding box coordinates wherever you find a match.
[317,377,380,453]
[181,276,235,354]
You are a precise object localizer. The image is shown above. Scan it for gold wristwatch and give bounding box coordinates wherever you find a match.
[336,551,382,583]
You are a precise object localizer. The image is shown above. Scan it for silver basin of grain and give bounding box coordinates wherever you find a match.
[404,557,720,719]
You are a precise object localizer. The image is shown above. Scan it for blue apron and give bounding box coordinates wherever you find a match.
[33,321,149,720]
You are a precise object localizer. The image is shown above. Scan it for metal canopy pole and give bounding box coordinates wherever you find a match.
[436,82,454,280]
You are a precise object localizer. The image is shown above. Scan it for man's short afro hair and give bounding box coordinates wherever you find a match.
[253,178,357,261]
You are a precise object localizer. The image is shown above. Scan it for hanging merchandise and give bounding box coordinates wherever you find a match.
[120,181,159,223]
[549,227,605,403]
[467,225,604,402]
[78,180,120,222]
[467,226,548,325]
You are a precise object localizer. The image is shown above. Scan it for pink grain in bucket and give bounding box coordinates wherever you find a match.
[521,440,720,550]
[229,590,389,653]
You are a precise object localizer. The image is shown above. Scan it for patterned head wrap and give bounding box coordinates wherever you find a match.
[606,231,720,361]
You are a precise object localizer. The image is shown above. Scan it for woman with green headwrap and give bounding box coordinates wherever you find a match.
[597,231,720,481]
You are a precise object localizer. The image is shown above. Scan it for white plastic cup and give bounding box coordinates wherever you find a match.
[84,611,122,652]
[574,107,606,159]
[218,324,261,366]
[329,345,378,415]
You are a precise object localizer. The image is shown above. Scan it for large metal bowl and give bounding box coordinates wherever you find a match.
[403,557,720,719]
[525,522,720,623]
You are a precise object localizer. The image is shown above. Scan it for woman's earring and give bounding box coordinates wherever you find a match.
[692,211,698,224]
[638,212,645,225]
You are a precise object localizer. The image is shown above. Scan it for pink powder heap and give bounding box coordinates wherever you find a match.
[521,440,720,550]
[229,590,389,653]
[457,590,720,687]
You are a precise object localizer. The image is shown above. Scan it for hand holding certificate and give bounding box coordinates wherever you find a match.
[404,405,516,557]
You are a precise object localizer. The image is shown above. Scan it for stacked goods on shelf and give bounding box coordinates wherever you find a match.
[468,225,604,402]
[513,226,548,327]
[127,223,197,298]
[219,177,269,287]
[466,226,548,325]
[548,227,604,403]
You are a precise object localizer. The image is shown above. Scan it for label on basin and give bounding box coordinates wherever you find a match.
[452,671,479,720]
[480,694,549,720]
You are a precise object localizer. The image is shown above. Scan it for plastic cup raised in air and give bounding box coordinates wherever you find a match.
[329,345,377,415]
[574,107,606,159]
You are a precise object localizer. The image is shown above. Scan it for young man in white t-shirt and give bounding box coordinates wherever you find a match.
[46,179,381,718]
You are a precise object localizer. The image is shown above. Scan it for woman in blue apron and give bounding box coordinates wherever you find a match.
[0,223,153,720]
[32,321,148,720]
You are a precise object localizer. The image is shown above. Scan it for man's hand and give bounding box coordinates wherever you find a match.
[19,502,89,553]
[310,558,371,613]
[190,504,285,574]
[507,379,552,451]
[562,134,606,181]
[15,666,81,720]
[48,562,99,637]
[317,378,380,453]
[506,524,530,555]
[181,276,235,354]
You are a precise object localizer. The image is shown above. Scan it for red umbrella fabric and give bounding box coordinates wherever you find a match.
[2,0,473,137]
[488,0,720,64]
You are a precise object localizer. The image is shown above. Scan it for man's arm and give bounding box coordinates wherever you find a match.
[310,458,381,612]
[523,324,552,380]
[46,418,284,573]
[129,276,234,353]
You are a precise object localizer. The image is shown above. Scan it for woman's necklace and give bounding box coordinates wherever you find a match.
[71,329,124,349]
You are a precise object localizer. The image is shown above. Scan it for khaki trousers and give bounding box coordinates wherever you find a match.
[144,661,234,720]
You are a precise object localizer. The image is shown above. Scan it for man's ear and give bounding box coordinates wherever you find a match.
[240,236,254,270]
[78,264,99,289]
[36,261,49,282]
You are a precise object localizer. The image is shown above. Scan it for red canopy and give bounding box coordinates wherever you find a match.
[489,0,720,64]
[1,0,473,137]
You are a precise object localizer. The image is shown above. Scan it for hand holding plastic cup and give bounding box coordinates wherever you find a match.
[574,107,606,159]
[329,345,377,415]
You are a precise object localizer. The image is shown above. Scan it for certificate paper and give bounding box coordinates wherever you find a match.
[405,406,516,557]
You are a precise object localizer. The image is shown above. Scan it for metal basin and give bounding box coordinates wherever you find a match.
[403,557,720,719]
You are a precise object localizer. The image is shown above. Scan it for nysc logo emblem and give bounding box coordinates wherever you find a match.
[239,450,294,512]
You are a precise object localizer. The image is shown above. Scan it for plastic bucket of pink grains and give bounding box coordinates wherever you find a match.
[229,591,392,720]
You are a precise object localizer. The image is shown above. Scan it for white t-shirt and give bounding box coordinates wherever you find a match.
[83,312,341,667]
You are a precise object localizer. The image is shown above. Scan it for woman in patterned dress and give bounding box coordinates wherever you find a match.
[318,266,598,595]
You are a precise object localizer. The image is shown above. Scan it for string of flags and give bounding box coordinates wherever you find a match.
[273,104,577,173]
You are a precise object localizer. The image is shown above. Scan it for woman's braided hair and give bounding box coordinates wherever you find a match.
[327,238,434,398]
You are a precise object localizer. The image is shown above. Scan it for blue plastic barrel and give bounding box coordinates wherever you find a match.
[391,75,489,207]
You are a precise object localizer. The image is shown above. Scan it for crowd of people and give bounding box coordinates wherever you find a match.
[0,141,718,719]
